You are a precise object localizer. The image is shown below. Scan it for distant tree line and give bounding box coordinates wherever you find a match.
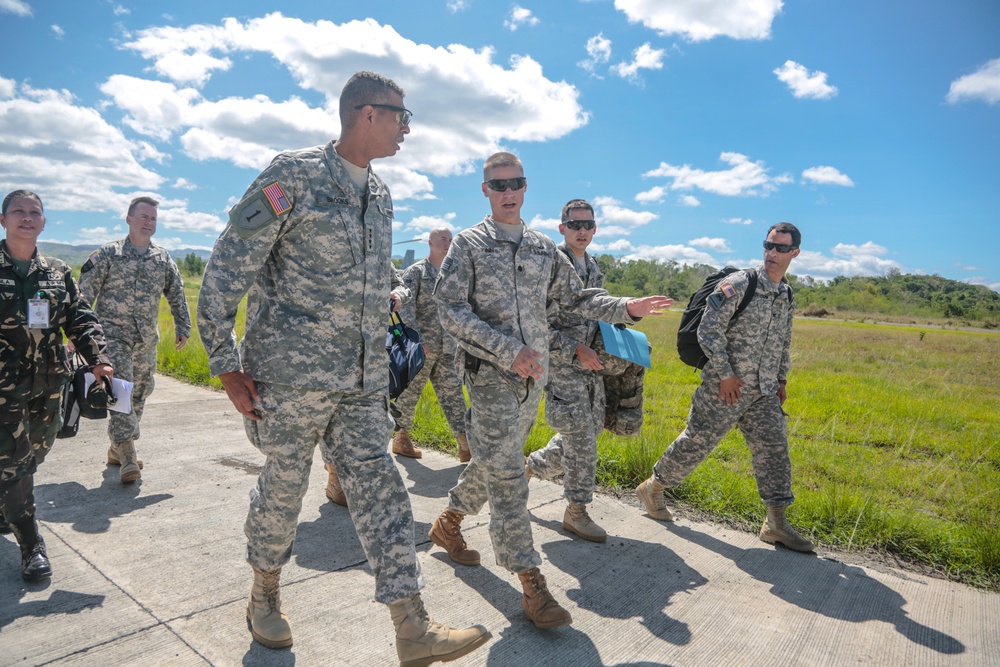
[595,256,1000,327]
[180,252,207,277]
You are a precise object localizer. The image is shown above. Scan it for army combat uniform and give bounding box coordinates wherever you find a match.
[80,238,191,448]
[434,217,633,573]
[527,243,606,507]
[1,241,110,524]
[394,258,466,438]
[651,263,795,506]
[197,141,423,605]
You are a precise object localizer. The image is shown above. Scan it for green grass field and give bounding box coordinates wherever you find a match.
[155,283,1000,590]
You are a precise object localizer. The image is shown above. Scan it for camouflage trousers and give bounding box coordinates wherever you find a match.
[243,383,423,605]
[447,363,543,573]
[393,346,466,436]
[0,389,61,523]
[105,338,157,444]
[652,380,794,507]
[528,367,604,505]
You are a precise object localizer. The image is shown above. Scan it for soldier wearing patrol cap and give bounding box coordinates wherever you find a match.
[525,198,611,543]
[636,222,815,553]
[0,190,113,580]
[391,227,471,463]
[197,71,489,665]
[428,152,673,630]
[80,196,192,484]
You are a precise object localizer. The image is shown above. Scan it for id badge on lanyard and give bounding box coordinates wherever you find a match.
[28,292,50,329]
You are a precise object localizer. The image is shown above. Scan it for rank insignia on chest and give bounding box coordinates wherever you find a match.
[262,182,292,215]
[721,282,737,299]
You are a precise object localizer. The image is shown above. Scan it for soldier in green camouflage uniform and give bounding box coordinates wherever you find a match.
[428,153,673,630]
[0,190,113,581]
[80,196,191,484]
[525,199,610,543]
[636,222,815,553]
[197,72,489,665]
[391,228,470,462]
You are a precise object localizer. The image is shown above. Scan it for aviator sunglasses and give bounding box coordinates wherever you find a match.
[485,177,527,192]
[763,241,797,253]
[355,103,412,126]
[563,219,596,231]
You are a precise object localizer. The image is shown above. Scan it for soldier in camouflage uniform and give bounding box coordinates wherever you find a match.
[391,228,470,462]
[0,190,113,580]
[525,199,610,543]
[636,222,814,553]
[428,153,673,630]
[196,72,489,665]
[80,196,191,484]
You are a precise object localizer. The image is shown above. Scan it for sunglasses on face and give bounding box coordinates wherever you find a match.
[763,241,797,253]
[355,103,412,126]
[485,177,527,192]
[563,219,596,231]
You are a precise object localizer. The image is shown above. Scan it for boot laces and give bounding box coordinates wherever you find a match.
[525,569,554,603]
[441,512,469,550]
[260,570,281,611]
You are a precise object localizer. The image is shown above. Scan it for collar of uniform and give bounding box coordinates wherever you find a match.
[754,262,790,294]
[123,237,156,256]
[0,240,44,270]
[327,140,384,202]
[557,241,589,262]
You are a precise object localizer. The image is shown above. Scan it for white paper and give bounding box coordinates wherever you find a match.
[83,373,134,414]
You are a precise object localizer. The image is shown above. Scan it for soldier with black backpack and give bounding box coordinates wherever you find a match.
[636,222,815,553]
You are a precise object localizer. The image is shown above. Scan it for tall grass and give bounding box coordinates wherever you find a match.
[155,282,1000,590]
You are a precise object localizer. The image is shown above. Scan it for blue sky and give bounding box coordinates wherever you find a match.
[1,0,998,290]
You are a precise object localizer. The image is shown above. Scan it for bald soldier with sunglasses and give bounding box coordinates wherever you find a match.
[636,222,815,553]
[428,152,673,630]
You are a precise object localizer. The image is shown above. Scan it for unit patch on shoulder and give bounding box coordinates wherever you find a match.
[233,197,276,239]
[262,182,292,215]
[80,250,100,273]
[720,282,737,299]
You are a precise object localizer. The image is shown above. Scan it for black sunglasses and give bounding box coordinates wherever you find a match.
[355,103,412,126]
[485,177,527,192]
[763,241,797,253]
[563,219,596,231]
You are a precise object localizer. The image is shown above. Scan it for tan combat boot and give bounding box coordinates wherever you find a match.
[563,504,607,543]
[392,429,423,459]
[428,509,480,566]
[107,446,143,469]
[456,434,471,463]
[114,441,142,483]
[247,567,292,648]
[759,506,815,552]
[517,567,572,629]
[389,593,491,667]
[635,477,673,521]
[324,464,347,507]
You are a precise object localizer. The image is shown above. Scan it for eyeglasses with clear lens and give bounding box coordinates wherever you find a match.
[354,103,412,126]
[563,219,596,231]
[485,177,527,192]
[763,241,796,253]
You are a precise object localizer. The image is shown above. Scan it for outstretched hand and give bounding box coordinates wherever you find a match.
[626,295,674,318]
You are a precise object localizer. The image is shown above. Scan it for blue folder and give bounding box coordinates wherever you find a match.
[598,321,651,368]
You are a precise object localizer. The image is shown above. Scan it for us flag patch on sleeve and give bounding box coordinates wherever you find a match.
[721,282,737,298]
[262,182,291,215]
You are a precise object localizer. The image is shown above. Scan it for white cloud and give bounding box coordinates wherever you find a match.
[614,0,783,41]
[592,195,658,233]
[946,58,1000,105]
[579,33,612,74]
[966,277,1000,292]
[773,60,838,99]
[112,4,130,16]
[678,194,701,207]
[447,1,469,12]
[0,0,31,17]
[595,239,718,266]
[172,178,198,190]
[802,165,854,186]
[51,24,65,39]
[635,186,665,203]
[114,14,588,198]
[612,43,665,82]
[794,244,901,281]
[504,5,540,31]
[404,212,458,233]
[528,214,562,232]
[689,236,731,252]
[644,152,793,196]
[723,217,753,225]
[0,77,15,100]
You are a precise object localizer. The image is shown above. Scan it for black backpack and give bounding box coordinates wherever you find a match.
[676,267,758,369]
[386,308,426,400]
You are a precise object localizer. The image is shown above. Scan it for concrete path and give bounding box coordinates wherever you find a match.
[2,376,996,666]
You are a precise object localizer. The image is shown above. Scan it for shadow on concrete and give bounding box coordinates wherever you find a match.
[0,555,105,631]
[669,523,965,655]
[393,455,462,501]
[242,640,296,666]
[34,475,173,534]
[293,501,367,573]
[533,516,704,645]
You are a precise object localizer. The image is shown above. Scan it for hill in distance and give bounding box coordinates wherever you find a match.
[37,242,213,268]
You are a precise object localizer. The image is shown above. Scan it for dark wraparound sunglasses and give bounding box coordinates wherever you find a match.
[763,241,797,253]
[355,103,412,126]
[485,177,527,192]
[563,219,596,231]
